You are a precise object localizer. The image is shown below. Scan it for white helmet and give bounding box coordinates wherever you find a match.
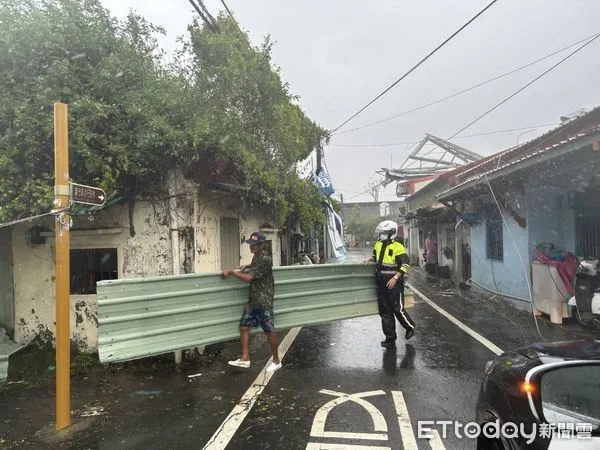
[376,220,398,241]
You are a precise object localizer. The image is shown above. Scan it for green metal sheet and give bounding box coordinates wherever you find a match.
[97,264,379,363]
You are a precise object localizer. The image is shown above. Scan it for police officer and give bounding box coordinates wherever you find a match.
[363,220,415,347]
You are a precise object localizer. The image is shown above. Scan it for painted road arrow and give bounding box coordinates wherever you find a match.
[70,182,106,207]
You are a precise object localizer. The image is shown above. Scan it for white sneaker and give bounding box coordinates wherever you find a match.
[228,358,250,368]
[266,362,282,373]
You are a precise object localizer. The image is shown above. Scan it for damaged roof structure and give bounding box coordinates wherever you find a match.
[436,105,600,202]
[378,133,484,189]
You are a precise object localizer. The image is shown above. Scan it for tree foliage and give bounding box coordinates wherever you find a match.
[346,205,380,243]
[0,0,329,230]
[180,16,329,228]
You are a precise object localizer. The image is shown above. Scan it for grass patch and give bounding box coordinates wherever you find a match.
[6,343,56,383]
[6,343,102,384]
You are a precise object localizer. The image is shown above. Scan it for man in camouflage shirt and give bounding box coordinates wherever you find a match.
[221,231,281,373]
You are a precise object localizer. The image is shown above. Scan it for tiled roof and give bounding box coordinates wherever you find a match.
[436,106,600,199]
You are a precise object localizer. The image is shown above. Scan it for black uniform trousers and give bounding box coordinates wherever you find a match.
[376,275,415,341]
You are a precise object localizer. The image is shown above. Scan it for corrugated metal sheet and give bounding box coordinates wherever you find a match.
[97,264,379,363]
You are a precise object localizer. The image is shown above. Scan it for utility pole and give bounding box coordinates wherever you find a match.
[316,143,322,175]
[315,143,328,262]
[51,103,106,430]
[54,102,71,430]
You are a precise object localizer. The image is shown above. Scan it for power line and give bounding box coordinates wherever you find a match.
[343,33,599,202]
[196,0,217,24]
[332,0,500,133]
[328,123,559,148]
[333,32,600,136]
[348,186,383,200]
[0,209,68,229]
[188,0,218,32]
[220,0,234,19]
[447,32,600,140]
[342,118,561,199]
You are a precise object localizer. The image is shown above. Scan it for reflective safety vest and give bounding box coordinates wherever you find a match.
[373,240,410,275]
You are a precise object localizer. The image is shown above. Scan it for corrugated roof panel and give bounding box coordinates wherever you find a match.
[436,124,600,199]
[97,264,381,363]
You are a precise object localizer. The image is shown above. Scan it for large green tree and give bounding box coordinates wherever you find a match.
[0,0,328,230]
[180,15,329,228]
[0,0,187,221]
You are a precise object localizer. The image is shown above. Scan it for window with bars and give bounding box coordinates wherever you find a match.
[70,248,118,294]
[486,211,503,261]
[576,216,600,258]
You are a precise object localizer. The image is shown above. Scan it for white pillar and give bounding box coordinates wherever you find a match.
[169,172,183,366]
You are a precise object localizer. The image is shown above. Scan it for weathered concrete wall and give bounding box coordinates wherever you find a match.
[11,200,172,352]
[194,194,281,273]
[11,184,279,352]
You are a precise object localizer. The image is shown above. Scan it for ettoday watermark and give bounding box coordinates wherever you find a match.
[418,420,594,444]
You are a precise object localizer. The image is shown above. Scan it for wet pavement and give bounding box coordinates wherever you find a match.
[0,330,294,449]
[1,247,598,449]
[223,306,493,449]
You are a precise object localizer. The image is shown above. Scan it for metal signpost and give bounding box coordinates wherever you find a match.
[53,103,106,430]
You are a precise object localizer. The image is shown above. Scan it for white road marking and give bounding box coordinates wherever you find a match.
[427,429,447,450]
[207,281,505,449]
[310,390,388,441]
[391,391,419,450]
[203,326,302,450]
[407,283,504,356]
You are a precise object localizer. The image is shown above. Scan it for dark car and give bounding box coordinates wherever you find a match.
[475,340,600,449]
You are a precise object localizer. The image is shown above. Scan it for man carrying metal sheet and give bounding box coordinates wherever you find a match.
[363,220,415,348]
[221,231,282,373]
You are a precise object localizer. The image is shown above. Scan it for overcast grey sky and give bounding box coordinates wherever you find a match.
[101,0,600,202]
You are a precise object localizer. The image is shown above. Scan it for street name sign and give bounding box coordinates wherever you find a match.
[71,182,106,206]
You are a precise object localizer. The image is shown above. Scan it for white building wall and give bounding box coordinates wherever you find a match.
[11,201,172,352]
[194,195,281,273]
[11,191,279,352]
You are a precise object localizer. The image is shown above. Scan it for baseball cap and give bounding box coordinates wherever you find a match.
[245,231,266,245]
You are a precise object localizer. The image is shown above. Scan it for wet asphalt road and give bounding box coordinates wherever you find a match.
[3,248,597,449]
[204,249,599,450]
[222,296,494,450]
[213,249,497,450]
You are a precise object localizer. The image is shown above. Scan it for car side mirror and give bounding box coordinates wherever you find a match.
[525,360,600,437]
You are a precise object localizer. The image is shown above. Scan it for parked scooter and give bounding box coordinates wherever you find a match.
[568,257,600,328]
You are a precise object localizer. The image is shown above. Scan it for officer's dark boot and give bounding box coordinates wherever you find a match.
[381,339,396,348]
[405,328,415,340]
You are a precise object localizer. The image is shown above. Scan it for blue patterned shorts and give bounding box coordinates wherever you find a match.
[239,304,275,333]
